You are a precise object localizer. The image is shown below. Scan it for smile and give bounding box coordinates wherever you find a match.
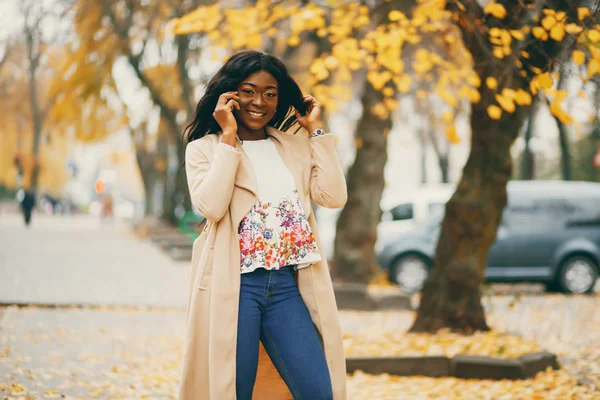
[247,111,266,118]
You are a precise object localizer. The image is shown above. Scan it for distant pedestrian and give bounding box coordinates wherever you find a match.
[178,50,347,400]
[19,189,36,226]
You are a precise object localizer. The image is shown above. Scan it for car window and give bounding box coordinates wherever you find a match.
[507,198,575,227]
[567,197,600,224]
[428,202,446,217]
[389,203,413,221]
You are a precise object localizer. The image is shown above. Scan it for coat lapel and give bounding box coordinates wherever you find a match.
[222,134,258,198]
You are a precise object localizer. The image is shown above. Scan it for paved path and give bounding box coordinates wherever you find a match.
[0,213,189,308]
[1,297,599,399]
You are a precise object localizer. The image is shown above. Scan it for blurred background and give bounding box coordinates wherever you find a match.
[1,0,600,397]
[1,0,599,293]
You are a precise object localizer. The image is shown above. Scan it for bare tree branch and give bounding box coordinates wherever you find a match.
[102,1,180,137]
[0,46,10,72]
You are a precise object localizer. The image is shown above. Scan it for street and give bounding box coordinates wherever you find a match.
[0,214,189,308]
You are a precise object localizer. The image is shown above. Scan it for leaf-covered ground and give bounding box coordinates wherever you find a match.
[1,293,599,399]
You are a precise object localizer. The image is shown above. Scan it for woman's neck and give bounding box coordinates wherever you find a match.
[237,126,268,141]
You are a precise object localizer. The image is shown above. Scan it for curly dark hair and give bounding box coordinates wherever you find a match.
[184,50,307,144]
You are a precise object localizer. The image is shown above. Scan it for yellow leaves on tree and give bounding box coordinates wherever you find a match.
[537,73,554,89]
[172,4,221,35]
[488,28,512,58]
[514,89,532,106]
[310,59,330,82]
[170,0,593,138]
[484,3,507,19]
[367,70,393,91]
[445,124,460,144]
[587,29,600,43]
[531,9,574,42]
[577,7,591,21]
[549,94,573,125]
[394,75,412,93]
[495,92,515,113]
[533,26,549,41]
[572,49,586,65]
[588,59,600,78]
[388,10,405,22]
[371,102,390,120]
[487,105,502,120]
[413,49,436,74]
[486,77,498,90]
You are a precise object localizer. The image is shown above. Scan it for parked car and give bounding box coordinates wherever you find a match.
[316,184,455,260]
[377,181,600,294]
[376,184,455,252]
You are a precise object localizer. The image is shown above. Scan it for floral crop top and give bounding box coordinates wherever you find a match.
[236,138,321,274]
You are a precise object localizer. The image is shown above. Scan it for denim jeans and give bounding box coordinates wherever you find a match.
[236,266,333,400]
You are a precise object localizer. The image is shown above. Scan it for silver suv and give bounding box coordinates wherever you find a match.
[377,181,600,294]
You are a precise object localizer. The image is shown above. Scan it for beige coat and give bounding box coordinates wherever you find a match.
[178,126,348,400]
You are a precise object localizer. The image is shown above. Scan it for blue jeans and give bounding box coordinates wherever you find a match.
[236,267,333,400]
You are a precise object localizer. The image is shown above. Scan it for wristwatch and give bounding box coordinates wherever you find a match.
[309,128,326,138]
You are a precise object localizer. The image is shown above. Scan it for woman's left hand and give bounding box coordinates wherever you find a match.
[296,95,324,133]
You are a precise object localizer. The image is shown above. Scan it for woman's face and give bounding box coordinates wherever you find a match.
[233,70,279,132]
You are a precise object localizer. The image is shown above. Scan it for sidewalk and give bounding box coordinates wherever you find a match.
[1,212,598,399]
[0,213,189,308]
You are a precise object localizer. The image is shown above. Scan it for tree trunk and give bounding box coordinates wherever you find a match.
[425,119,450,184]
[331,84,390,284]
[554,71,572,180]
[410,101,525,333]
[419,130,427,184]
[167,144,192,223]
[329,0,411,284]
[409,0,581,333]
[556,119,572,180]
[520,100,537,180]
[26,29,42,194]
[439,156,449,183]
[136,150,158,215]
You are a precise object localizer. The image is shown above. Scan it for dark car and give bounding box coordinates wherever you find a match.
[377,181,600,294]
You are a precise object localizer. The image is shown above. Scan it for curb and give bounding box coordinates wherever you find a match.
[346,351,559,380]
[333,283,412,311]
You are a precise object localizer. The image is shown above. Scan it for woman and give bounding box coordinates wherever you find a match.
[179,50,347,400]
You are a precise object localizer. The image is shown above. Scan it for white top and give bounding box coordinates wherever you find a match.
[235,137,322,274]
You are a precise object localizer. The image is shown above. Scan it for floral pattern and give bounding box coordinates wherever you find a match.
[238,190,321,273]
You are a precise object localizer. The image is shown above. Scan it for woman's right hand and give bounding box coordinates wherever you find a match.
[213,91,240,137]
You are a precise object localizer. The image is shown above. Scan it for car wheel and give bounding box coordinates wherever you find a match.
[558,256,598,294]
[391,254,430,294]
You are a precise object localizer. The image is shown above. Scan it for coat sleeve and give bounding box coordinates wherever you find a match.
[185,140,241,222]
[309,134,348,209]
